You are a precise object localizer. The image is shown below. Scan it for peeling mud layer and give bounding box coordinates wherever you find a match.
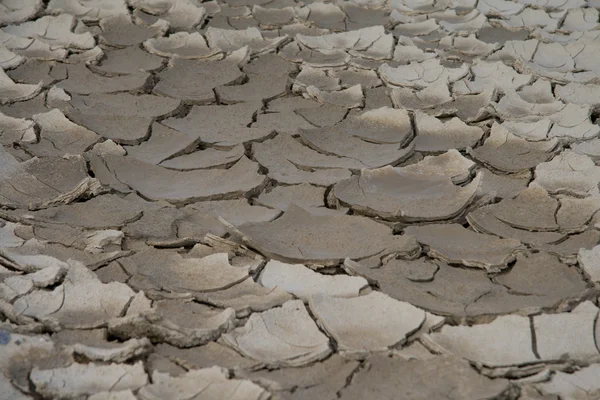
[2,0,600,399]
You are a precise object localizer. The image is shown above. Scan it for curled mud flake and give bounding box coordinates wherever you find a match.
[130,0,206,30]
[453,61,533,95]
[57,64,150,95]
[308,291,426,356]
[89,46,163,76]
[101,155,266,204]
[100,13,169,47]
[531,150,600,197]
[423,314,539,367]
[0,45,24,69]
[144,32,220,59]
[206,26,288,55]
[333,166,481,222]
[533,301,600,361]
[31,362,148,399]
[3,14,95,50]
[258,259,368,300]
[13,260,135,328]
[338,354,511,400]
[227,204,419,265]
[47,0,129,19]
[0,69,42,105]
[0,0,43,24]
[138,367,270,400]
[379,59,469,89]
[221,300,331,367]
[534,364,600,399]
[413,111,484,152]
[578,245,600,282]
[0,150,103,210]
[162,102,269,147]
[404,224,523,272]
[252,134,355,186]
[238,354,359,398]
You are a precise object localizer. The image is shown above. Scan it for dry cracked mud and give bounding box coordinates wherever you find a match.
[1,0,600,399]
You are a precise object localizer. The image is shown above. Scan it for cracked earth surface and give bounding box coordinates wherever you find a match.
[1,0,600,399]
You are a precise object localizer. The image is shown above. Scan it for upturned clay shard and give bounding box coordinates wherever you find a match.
[159,145,245,170]
[299,111,414,169]
[57,64,150,95]
[333,166,481,222]
[193,276,293,317]
[0,0,43,24]
[404,224,523,271]
[238,354,358,399]
[501,119,551,141]
[130,0,206,30]
[138,367,269,400]
[0,68,42,105]
[427,302,600,367]
[0,45,23,69]
[144,31,220,59]
[123,250,250,294]
[294,65,340,92]
[31,362,148,399]
[100,13,169,47]
[390,80,452,110]
[89,46,164,75]
[534,364,600,399]
[308,292,426,355]
[578,245,600,282]
[28,194,145,229]
[423,314,538,367]
[306,84,364,108]
[57,93,180,145]
[47,0,128,19]
[533,301,600,361]
[413,111,484,152]
[124,123,200,166]
[221,300,331,367]
[0,149,102,210]
[333,107,413,144]
[251,134,355,186]
[492,89,564,121]
[101,155,266,204]
[437,35,500,58]
[453,61,532,95]
[0,108,37,146]
[338,354,510,400]
[258,259,368,300]
[555,82,600,107]
[24,109,100,156]
[402,149,475,184]
[547,103,600,142]
[3,14,95,50]
[473,186,559,232]
[531,150,600,196]
[379,59,469,89]
[206,27,288,55]
[226,205,420,265]
[254,184,327,212]
[161,102,271,147]
[493,252,587,300]
[467,206,566,246]
[13,260,135,328]
[344,257,502,317]
[154,58,243,103]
